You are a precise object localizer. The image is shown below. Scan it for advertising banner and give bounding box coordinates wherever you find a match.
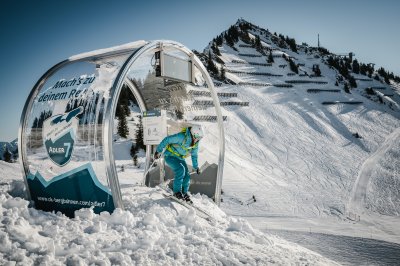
[23,61,119,217]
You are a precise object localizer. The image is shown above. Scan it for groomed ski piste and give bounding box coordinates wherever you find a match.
[201,19,400,264]
[1,19,400,265]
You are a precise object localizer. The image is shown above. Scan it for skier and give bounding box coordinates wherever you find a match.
[154,125,204,203]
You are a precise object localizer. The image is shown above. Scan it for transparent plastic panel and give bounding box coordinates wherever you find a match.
[122,44,222,198]
[22,53,131,216]
[112,84,145,187]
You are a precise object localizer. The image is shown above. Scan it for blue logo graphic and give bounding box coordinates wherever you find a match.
[44,131,75,166]
[43,107,83,167]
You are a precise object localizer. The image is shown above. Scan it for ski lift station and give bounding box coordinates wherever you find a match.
[19,40,225,217]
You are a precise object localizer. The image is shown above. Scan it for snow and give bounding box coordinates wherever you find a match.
[214,72,399,242]
[0,139,17,161]
[0,161,337,265]
[200,20,400,253]
[2,20,400,265]
[68,40,148,61]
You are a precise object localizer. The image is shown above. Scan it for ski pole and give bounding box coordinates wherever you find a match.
[143,159,157,179]
[158,178,174,190]
[142,149,165,185]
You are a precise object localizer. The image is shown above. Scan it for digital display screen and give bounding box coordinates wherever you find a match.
[162,53,192,83]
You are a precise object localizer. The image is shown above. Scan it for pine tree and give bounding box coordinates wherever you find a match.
[207,50,218,75]
[219,65,226,80]
[254,35,262,51]
[289,58,298,74]
[365,87,376,95]
[313,64,321,76]
[378,67,386,77]
[339,61,349,78]
[117,111,129,138]
[216,35,223,46]
[359,63,369,76]
[352,60,360,74]
[286,37,297,53]
[175,110,183,120]
[345,59,352,70]
[130,143,137,157]
[227,25,239,43]
[116,87,131,118]
[224,32,234,47]
[33,118,39,128]
[135,116,145,150]
[278,38,286,49]
[123,104,130,117]
[115,103,123,119]
[344,83,350,94]
[268,51,274,63]
[133,154,138,167]
[211,42,221,56]
[12,147,18,161]
[130,144,138,166]
[3,146,12,163]
[349,76,357,88]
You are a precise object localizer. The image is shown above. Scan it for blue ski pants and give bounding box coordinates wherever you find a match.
[165,156,191,194]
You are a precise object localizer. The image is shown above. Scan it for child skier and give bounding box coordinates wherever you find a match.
[154,125,204,203]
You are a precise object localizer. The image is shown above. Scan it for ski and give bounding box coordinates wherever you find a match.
[161,192,215,222]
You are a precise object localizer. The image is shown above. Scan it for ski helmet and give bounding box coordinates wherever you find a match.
[190,125,204,139]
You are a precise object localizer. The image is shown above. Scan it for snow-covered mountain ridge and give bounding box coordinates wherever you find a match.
[0,139,18,161]
[199,19,400,220]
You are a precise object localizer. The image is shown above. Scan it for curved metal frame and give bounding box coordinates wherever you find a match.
[18,59,71,202]
[19,40,225,210]
[106,40,225,206]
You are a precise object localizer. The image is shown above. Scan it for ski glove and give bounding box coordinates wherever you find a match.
[154,151,160,159]
[196,168,201,175]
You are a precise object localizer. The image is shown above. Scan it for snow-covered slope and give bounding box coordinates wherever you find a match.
[0,161,337,265]
[197,19,400,239]
[0,139,18,161]
[361,128,400,215]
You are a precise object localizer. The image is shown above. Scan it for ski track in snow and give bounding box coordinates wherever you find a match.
[348,128,400,212]
[209,30,400,248]
[349,127,400,216]
[214,36,400,219]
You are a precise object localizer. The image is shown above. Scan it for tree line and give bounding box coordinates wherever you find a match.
[115,85,144,166]
[207,19,400,95]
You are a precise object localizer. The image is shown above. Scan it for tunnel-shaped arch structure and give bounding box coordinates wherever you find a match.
[19,40,225,217]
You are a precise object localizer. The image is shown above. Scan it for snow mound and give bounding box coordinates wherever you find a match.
[0,161,27,199]
[0,163,336,265]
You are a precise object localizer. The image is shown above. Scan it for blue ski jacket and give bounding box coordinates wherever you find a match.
[156,128,199,169]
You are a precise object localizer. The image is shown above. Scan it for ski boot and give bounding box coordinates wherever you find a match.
[183,193,193,204]
[173,192,184,200]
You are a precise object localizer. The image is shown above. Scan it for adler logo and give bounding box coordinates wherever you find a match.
[42,107,83,167]
[48,147,66,154]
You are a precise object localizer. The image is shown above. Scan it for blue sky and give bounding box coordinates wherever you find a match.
[0,0,399,142]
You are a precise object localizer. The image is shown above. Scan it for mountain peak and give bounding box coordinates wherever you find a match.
[236,17,249,25]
